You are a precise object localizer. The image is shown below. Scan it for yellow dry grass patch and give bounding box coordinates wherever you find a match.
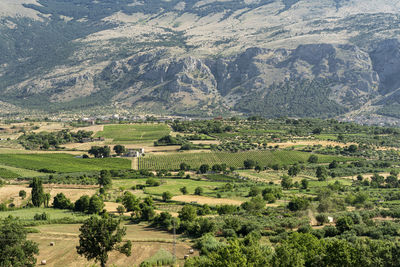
[62,140,108,150]
[342,172,391,181]
[275,140,356,148]
[32,123,67,133]
[43,184,98,203]
[190,140,220,145]
[0,184,30,206]
[172,195,243,206]
[0,184,98,207]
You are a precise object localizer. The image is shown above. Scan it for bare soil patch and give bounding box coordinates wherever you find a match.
[71,125,104,134]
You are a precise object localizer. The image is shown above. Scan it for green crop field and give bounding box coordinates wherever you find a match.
[0,154,131,173]
[144,179,225,196]
[0,167,20,179]
[0,163,43,177]
[95,124,170,142]
[138,151,357,170]
[0,208,89,222]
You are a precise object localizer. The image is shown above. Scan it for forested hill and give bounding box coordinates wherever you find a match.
[1,0,400,123]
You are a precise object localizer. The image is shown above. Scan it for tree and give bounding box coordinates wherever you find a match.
[113,145,126,156]
[212,164,223,173]
[89,146,111,158]
[328,160,338,169]
[75,195,90,213]
[281,175,293,190]
[312,128,322,134]
[301,179,309,189]
[288,197,309,211]
[179,205,197,222]
[244,159,256,169]
[19,190,26,199]
[88,195,105,214]
[180,162,190,171]
[117,205,125,216]
[98,170,112,190]
[44,193,51,208]
[31,177,44,207]
[288,164,300,177]
[53,193,73,209]
[336,216,353,233]
[186,234,272,267]
[195,187,204,196]
[248,186,261,197]
[162,191,172,202]
[0,217,39,267]
[180,186,188,195]
[76,215,132,267]
[241,196,266,215]
[316,166,327,181]
[199,164,210,174]
[122,192,139,212]
[255,165,262,173]
[316,214,329,225]
[347,144,358,153]
[140,205,156,221]
[308,155,318,163]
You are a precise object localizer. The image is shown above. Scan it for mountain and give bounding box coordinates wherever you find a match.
[1,0,400,123]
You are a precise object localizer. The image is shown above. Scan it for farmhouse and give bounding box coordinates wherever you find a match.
[125,148,145,157]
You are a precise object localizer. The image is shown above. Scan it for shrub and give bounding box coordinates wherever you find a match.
[162,191,172,202]
[34,212,49,221]
[308,155,318,163]
[195,187,204,196]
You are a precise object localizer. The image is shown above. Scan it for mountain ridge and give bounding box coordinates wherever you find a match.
[1,0,400,124]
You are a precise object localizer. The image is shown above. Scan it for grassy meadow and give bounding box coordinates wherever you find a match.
[0,154,131,173]
[95,124,170,142]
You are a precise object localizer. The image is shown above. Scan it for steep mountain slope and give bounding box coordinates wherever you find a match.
[0,0,400,122]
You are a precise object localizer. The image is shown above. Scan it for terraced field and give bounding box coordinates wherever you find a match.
[138,150,356,170]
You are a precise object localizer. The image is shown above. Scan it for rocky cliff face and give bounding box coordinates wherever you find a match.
[0,0,400,122]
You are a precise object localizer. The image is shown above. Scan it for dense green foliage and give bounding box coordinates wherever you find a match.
[18,130,92,150]
[0,217,39,267]
[76,215,132,267]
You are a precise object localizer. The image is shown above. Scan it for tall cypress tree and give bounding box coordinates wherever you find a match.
[31,177,44,207]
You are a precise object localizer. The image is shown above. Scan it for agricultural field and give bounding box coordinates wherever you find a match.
[0,207,89,221]
[3,117,400,266]
[0,153,131,173]
[138,150,356,170]
[144,179,226,196]
[29,223,194,267]
[95,123,170,143]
